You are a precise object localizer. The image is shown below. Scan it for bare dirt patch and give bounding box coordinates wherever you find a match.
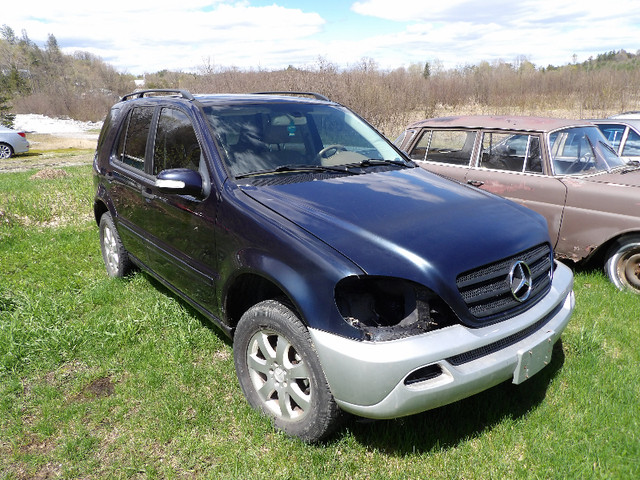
[29,133,99,151]
[30,168,69,180]
[79,377,116,399]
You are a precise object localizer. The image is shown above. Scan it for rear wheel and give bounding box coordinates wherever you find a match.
[605,235,640,293]
[233,299,341,442]
[0,143,14,159]
[99,212,132,277]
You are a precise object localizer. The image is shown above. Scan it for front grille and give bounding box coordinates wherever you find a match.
[456,243,552,324]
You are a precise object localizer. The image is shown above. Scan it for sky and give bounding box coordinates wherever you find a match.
[4,0,640,75]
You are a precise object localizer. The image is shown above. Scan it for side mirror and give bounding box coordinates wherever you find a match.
[155,168,203,197]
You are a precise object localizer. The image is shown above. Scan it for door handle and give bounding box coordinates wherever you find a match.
[467,179,484,187]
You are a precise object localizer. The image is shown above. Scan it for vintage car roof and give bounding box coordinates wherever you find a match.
[406,115,594,133]
[609,111,640,120]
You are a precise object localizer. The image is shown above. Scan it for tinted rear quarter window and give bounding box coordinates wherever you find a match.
[115,106,154,171]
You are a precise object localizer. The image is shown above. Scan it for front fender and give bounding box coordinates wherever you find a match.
[225,246,365,339]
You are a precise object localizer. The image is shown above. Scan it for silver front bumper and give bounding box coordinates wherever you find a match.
[309,262,574,419]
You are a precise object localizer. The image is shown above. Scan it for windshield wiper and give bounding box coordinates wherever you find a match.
[345,158,413,169]
[235,159,414,179]
[235,164,351,179]
[620,160,640,174]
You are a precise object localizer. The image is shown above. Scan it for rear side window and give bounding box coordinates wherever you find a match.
[97,105,123,152]
[412,130,476,165]
[153,108,201,175]
[115,106,154,171]
[479,133,543,173]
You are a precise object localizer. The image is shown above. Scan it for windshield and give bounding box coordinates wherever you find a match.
[203,103,405,178]
[548,126,625,175]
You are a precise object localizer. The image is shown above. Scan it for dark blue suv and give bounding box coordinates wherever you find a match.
[93,90,574,442]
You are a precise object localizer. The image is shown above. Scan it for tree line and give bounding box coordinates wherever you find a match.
[0,25,130,126]
[2,25,640,136]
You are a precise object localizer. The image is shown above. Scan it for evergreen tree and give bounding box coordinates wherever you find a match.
[0,94,15,128]
[423,61,431,79]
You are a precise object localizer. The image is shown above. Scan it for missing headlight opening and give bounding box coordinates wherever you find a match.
[335,277,457,341]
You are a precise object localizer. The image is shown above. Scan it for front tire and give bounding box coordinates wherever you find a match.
[605,235,640,293]
[99,212,132,278]
[233,300,341,442]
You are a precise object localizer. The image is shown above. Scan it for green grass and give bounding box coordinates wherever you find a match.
[1,165,639,479]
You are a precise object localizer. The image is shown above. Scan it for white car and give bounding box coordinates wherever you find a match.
[0,125,30,159]
[591,113,640,162]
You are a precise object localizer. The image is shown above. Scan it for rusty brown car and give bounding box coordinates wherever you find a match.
[394,115,640,293]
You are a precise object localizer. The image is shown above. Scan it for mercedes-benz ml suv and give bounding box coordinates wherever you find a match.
[93,90,574,442]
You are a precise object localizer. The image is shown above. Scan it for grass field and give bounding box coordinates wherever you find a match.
[1,162,638,479]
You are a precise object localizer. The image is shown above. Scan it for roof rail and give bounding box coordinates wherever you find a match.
[252,91,331,102]
[121,89,195,102]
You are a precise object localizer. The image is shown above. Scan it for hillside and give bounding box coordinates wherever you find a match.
[2,25,640,133]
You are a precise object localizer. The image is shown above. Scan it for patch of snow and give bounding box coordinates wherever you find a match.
[14,114,103,135]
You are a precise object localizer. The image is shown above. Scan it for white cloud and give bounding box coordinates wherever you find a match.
[5,1,326,73]
[351,0,640,24]
[350,0,640,68]
[3,1,640,73]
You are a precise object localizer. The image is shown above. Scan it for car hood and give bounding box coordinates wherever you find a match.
[239,168,549,293]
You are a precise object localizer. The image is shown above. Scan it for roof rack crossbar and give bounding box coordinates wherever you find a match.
[252,91,331,102]
[121,89,195,102]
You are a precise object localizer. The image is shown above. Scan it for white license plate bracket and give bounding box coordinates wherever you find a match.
[513,332,554,384]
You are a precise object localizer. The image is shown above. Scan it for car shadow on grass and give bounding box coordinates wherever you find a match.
[142,272,234,348]
[344,340,566,453]
[140,271,566,450]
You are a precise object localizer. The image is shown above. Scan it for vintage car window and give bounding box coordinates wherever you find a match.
[393,129,416,151]
[413,130,475,165]
[549,126,624,175]
[621,127,640,157]
[114,106,154,172]
[524,136,543,173]
[204,103,404,177]
[407,130,430,160]
[153,108,201,175]
[479,133,543,173]
[481,133,523,171]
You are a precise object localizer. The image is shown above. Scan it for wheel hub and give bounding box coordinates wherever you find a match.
[624,252,640,289]
[273,365,287,384]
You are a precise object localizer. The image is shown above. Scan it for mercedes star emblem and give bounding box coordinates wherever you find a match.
[509,261,533,302]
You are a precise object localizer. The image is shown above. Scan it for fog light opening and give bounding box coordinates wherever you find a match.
[404,364,443,386]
